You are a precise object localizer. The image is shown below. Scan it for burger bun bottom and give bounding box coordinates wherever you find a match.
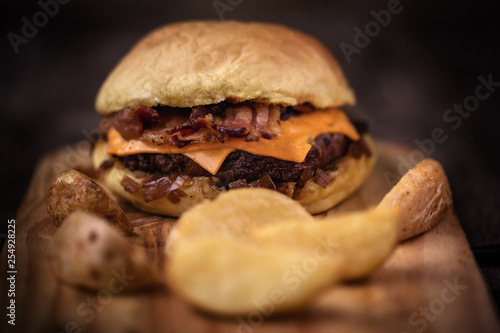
[92,135,376,217]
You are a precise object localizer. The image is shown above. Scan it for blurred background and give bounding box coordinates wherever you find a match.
[1,0,499,310]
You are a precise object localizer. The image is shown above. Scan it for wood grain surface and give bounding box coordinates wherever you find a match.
[1,142,499,333]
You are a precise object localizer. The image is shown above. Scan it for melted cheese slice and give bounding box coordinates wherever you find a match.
[182,149,235,174]
[107,108,359,175]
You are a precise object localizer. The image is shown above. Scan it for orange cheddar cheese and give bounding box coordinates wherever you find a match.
[107,108,359,175]
[182,149,235,175]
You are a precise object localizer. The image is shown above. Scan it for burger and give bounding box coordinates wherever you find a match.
[92,21,376,217]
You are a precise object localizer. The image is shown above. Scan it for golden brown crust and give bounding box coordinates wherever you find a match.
[95,21,355,114]
[92,135,376,217]
[377,158,453,241]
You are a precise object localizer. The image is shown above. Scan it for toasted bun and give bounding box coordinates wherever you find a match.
[95,21,355,115]
[92,135,376,216]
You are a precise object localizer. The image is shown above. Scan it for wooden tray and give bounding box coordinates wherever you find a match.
[1,142,499,333]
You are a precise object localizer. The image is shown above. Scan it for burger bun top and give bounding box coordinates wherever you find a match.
[95,21,355,114]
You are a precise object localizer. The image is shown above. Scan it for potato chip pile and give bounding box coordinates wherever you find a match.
[166,188,400,315]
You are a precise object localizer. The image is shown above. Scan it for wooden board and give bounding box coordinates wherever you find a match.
[1,142,499,333]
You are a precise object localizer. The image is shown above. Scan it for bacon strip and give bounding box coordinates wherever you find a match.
[165,124,196,135]
[247,104,281,140]
[267,105,281,138]
[112,102,286,145]
[219,105,253,136]
[190,106,214,129]
[255,104,269,136]
[111,105,159,139]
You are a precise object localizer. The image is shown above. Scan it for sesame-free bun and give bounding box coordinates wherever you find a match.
[95,21,355,114]
[92,135,375,217]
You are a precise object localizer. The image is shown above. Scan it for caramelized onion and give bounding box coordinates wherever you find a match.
[248,174,276,190]
[142,176,173,202]
[293,169,315,199]
[141,175,191,204]
[98,159,115,173]
[120,176,140,193]
[166,189,187,204]
[276,182,295,197]
[314,169,334,188]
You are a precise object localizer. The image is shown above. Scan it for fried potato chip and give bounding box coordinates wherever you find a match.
[168,236,338,315]
[48,211,159,291]
[46,170,133,234]
[167,188,313,252]
[166,160,452,315]
[250,206,401,280]
[166,189,400,315]
[377,158,452,241]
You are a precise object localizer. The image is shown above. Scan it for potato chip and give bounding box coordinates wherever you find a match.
[166,190,400,315]
[168,235,338,315]
[166,159,452,315]
[167,188,313,252]
[250,206,401,280]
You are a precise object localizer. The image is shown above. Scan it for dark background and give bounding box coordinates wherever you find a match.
[1,0,499,313]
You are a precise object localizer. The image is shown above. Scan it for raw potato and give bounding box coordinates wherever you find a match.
[46,169,134,234]
[48,211,159,291]
[377,158,452,241]
[166,188,401,315]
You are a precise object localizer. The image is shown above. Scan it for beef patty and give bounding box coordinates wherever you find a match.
[117,133,371,188]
